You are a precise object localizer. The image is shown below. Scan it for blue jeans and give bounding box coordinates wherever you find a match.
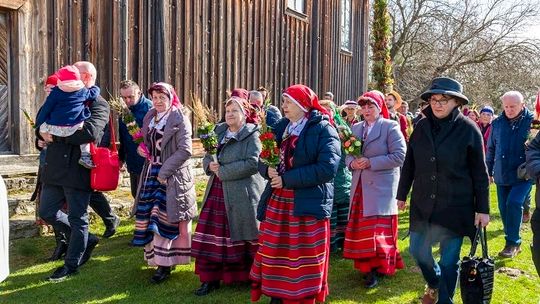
[497,181,532,246]
[410,229,464,304]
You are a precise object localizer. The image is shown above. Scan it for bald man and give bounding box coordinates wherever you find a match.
[38,61,111,281]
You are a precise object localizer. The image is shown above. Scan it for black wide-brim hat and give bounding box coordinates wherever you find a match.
[420,77,469,104]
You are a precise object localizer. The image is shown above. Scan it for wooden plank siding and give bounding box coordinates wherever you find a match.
[2,0,369,155]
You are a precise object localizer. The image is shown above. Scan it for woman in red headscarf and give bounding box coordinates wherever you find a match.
[250,84,341,304]
[132,82,197,283]
[343,90,407,288]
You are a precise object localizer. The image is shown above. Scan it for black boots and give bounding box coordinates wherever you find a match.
[194,281,220,296]
[150,266,172,283]
[364,269,379,288]
[48,231,68,261]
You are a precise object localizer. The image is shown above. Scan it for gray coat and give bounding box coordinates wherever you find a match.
[136,107,197,223]
[346,118,406,217]
[202,123,265,241]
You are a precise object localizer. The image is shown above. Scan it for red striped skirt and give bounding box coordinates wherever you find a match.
[191,177,258,284]
[343,180,404,275]
[250,188,330,304]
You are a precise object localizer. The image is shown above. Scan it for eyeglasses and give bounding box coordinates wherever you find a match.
[429,96,454,106]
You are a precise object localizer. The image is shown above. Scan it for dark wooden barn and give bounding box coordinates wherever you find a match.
[0,0,369,159]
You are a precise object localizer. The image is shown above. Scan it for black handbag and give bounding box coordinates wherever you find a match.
[459,226,495,304]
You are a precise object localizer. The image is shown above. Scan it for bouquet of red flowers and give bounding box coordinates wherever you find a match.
[338,125,362,157]
[259,110,280,168]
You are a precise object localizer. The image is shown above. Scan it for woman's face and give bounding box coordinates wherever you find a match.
[282,96,305,121]
[467,112,478,121]
[321,104,334,117]
[225,101,245,129]
[429,94,458,119]
[360,102,381,123]
[479,112,493,124]
[151,91,171,113]
[344,106,357,118]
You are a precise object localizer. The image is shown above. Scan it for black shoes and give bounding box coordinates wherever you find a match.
[48,240,68,261]
[47,266,78,282]
[269,298,283,304]
[79,235,99,266]
[194,281,220,296]
[364,270,379,288]
[103,215,121,238]
[150,266,172,283]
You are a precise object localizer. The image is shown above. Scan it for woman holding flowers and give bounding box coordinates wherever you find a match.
[191,97,265,296]
[131,82,196,283]
[343,91,406,288]
[250,84,341,304]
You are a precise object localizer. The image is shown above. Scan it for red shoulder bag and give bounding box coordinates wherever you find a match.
[90,115,120,191]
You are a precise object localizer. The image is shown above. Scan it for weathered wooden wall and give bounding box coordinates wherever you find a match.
[2,0,369,155]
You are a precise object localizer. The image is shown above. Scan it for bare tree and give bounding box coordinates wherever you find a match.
[387,0,540,111]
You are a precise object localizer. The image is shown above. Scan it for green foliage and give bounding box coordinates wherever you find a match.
[371,0,394,92]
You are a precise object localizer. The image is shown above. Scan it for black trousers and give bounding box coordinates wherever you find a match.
[89,191,116,228]
[129,173,140,199]
[39,184,92,270]
[532,207,540,276]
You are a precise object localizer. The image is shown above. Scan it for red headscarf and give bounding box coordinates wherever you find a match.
[148,82,181,108]
[45,74,59,86]
[357,90,389,119]
[282,84,333,124]
[231,88,249,100]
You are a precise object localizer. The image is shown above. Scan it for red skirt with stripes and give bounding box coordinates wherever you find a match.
[191,177,258,284]
[343,180,404,275]
[250,188,330,304]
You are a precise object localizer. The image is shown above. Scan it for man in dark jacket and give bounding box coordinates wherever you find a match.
[118,80,152,198]
[39,61,109,281]
[524,129,540,276]
[486,91,533,258]
[248,90,282,128]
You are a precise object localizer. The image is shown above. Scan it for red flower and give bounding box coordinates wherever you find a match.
[273,147,279,155]
[260,150,270,159]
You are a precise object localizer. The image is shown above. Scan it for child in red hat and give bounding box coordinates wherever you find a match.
[35,65,101,168]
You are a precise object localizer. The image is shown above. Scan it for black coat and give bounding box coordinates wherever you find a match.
[39,96,110,191]
[396,106,489,239]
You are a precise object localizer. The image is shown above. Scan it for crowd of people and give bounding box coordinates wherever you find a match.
[1,62,540,304]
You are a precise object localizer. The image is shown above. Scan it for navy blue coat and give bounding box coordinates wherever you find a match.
[486,108,533,186]
[257,110,341,221]
[35,86,100,127]
[118,95,153,174]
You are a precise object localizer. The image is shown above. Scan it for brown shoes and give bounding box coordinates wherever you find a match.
[421,286,438,304]
[498,245,521,258]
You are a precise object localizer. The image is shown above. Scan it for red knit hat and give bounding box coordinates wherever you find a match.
[55,65,85,92]
[45,74,58,86]
[358,90,390,119]
[231,88,249,100]
[283,84,333,124]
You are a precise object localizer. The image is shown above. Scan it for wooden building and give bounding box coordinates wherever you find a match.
[0,0,369,158]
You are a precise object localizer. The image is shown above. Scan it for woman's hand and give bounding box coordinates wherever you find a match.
[40,132,53,143]
[37,140,48,148]
[475,213,490,228]
[397,200,407,211]
[271,176,283,188]
[268,167,279,179]
[137,145,147,158]
[157,176,167,185]
[209,162,220,175]
[351,157,370,170]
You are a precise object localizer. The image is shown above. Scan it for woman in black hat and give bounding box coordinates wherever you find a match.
[396,77,490,304]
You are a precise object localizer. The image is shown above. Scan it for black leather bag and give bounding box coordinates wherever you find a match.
[459,226,494,304]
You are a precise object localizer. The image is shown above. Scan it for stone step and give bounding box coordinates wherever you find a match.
[9,215,40,239]
[8,193,36,218]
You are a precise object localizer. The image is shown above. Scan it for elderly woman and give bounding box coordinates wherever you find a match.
[397,77,490,304]
[478,106,494,152]
[342,100,360,126]
[131,82,196,283]
[250,84,341,304]
[191,97,265,296]
[319,99,352,253]
[343,91,406,288]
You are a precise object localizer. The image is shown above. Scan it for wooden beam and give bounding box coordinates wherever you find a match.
[0,0,25,10]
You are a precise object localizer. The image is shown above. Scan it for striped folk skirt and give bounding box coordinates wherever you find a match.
[191,177,258,284]
[132,164,191,266]
[250,188,330,304]
[343,180,404,275]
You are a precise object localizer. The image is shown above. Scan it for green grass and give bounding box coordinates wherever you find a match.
[1,184,539,303]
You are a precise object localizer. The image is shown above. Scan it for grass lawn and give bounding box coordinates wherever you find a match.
[1,183,539,304]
